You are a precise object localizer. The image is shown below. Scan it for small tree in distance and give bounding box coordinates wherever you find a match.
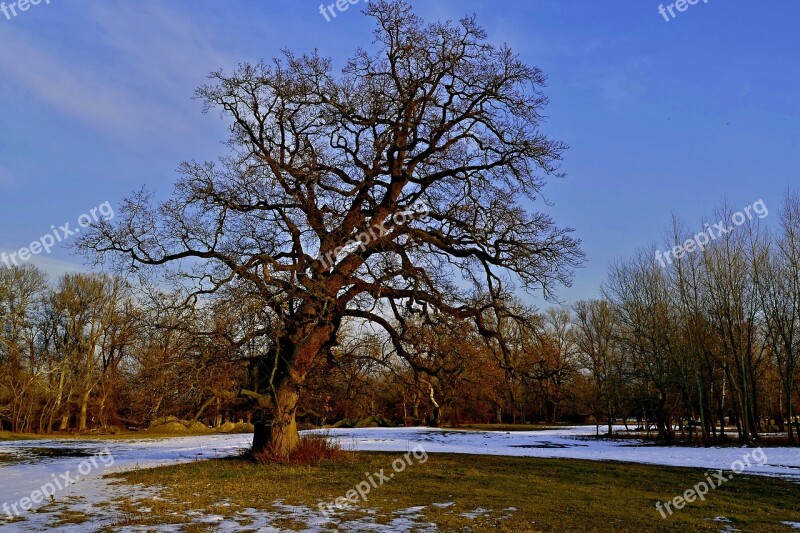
[79,0,583,456]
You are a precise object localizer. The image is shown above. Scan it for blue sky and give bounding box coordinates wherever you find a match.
[0,0,798,305]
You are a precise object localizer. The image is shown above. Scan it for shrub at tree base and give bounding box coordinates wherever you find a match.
[251,434,352,466]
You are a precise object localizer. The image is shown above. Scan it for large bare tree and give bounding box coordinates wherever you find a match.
[79,0,582,455]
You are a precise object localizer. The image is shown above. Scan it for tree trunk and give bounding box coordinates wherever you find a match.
[718,373,727,439]
[252,383,300,457]
[428,385,441,428]
[250,321,334,457]
[79,387,91,431]
[49,364,68,433]
[786,382,795,445]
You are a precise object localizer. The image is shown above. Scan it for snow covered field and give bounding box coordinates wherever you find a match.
[0,433,252,531]
[319,426,800,479]
[0,426,798,531]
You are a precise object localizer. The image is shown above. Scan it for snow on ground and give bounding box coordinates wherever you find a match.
[315,425,800,480]
[1,426,798,531]
[0,434,251,530]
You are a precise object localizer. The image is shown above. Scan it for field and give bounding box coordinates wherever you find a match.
[3,426,800,531]
[104,453,800,532]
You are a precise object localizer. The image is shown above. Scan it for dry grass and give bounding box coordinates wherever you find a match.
[250,433,352,466]
[111,452,800,532]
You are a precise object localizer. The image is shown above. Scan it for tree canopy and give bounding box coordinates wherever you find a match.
[79,0,582,455]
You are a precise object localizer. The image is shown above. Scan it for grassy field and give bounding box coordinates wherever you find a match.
[0,431,42,442]
[105,452,800,532]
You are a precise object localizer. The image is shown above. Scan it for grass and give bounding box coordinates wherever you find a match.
[0,430,45,441]
[109,452,800,532]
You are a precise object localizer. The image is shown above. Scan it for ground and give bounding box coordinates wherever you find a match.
[102,453,800,531]
[3,426,800,531]
[0,431,44,442]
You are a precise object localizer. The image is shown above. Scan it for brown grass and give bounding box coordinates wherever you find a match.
[250,433,352,465]
[114,452,800,532]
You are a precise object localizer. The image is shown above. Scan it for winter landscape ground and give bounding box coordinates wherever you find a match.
[1,426,800,531]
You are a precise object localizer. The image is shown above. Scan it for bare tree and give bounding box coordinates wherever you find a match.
[755,191,800,444]
[78,0,581,455]
[0,265,48,432]
[573,299,623,436]
[606,250,678,442]
[668,218,715,445]
[701,204,765,444]
[529,308,577,423]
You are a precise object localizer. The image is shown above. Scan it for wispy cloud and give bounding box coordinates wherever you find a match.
[577,56,654,111]
[0,4,235,143]
[0,248,87,279]
[0,31,177,141]
[88,3,235,103]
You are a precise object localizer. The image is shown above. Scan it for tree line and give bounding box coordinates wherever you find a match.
[589,192,800,445]
[0,268,578,433]
[0,271,244,433]
[3,189,798,446]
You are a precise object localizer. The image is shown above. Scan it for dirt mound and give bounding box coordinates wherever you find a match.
[355,415,394,428]
[148,416,181,428]
[216,421,254,433]
[216,421,237,433]
[145,417,212,434]
[146,420,191,434]
[144,417,251,434]
[187,420,213,433]
[231,422,254,433]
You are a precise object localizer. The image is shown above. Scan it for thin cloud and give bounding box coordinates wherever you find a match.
[89,3,235,104]
[0,248,87,280]
[0,4,234,143]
